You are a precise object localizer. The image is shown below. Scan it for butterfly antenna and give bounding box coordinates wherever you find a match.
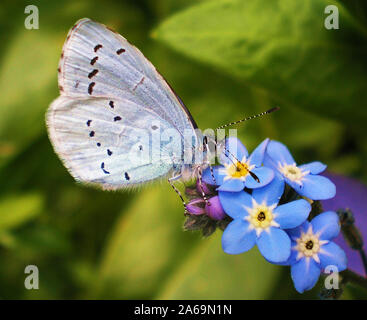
[216,106,280,130]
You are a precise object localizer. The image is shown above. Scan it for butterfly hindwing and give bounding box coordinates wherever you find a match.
[47,96,181,189]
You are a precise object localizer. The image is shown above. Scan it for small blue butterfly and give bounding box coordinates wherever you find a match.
[47,18,277,210]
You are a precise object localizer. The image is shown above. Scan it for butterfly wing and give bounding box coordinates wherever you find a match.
[47,96,182,189]
[48,18,200,189]
[58,18,197,134]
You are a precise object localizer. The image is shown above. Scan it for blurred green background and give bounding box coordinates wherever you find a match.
[0,0,367,299]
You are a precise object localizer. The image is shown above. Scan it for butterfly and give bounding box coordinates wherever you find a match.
[47,18,277,209]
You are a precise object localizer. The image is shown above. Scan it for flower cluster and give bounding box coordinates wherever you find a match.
[185,137,347,294]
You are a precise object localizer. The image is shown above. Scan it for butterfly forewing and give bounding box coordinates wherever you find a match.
[58,18,195,134]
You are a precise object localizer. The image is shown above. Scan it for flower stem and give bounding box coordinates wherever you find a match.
[358,249,367,277]
[342,269,367,290]
[337,209,367,276]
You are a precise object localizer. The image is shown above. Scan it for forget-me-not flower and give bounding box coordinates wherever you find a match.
[284,211,347,293]
[202,137,274,192]
[264,140,336,200]
[219,175,311,263]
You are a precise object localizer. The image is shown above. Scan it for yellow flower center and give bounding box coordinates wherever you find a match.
[229,161,250,178]
[296,233,320,257]
[221,157,256,182]
[279,163,308,183]
[250,206,273,228]
[244,202,279,236]
[294,226,328,262]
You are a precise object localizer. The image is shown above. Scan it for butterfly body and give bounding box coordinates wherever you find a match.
[47,18,207,190]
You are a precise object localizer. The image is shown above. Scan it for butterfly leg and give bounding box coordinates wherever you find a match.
[209,164,217,185]
[168,175,188,215]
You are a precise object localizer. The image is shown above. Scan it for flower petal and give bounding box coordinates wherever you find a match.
[205,196,226,220]
[217,178,245,192]
[286,221,310,241]
[299,161,327,175]
[283,176,304,191]
[263,153,278,172]
[270,244,299,266]
[266,140,296,166]
[220,137,248,165]
[298,175,336,200]
[186,198,206,215]
[222,219,256,254]
[291,258,321,293]
[218,190,252,220]
[244,166,274,189]
[311,211,340,240]
[319,242,347,272]
[256,227,291,263]
[252,173,284,206]
[248,138,269,167]
[273,199,311,229]
[202,166,224,186]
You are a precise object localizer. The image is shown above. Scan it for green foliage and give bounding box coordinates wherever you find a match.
[0,193,43,232]
[0,0,366,299]
[154,0,367,126]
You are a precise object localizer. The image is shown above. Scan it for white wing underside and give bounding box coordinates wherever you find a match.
[47,96,179,189]
[47,18,198,189]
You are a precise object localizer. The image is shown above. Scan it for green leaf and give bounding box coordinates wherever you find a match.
[157,232,282,299]
[0,193,43,231]
[94,184,201,299]
[154,0,367,126]
[0,29,61,166]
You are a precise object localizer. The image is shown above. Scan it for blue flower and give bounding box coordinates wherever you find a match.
[219,176,311,263]
[284,211,347,293]
[264,140,336,200]
[202,137,274,192]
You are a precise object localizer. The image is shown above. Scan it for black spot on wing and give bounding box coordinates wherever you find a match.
[116,48,125,55]
[152,125,158,130]
[107,149,112,156]
[124,172,130,180]
[88,82,95,95]
[89,131,95,137]
[139,145,143,151]
[94,44,103,52]
[90,56,98,65]
[88,69,98,79]
[101,162,110,174]
[109,101,114,108]
[97,142,101,147]
[114,116,121,121]
[86,120,92,127]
